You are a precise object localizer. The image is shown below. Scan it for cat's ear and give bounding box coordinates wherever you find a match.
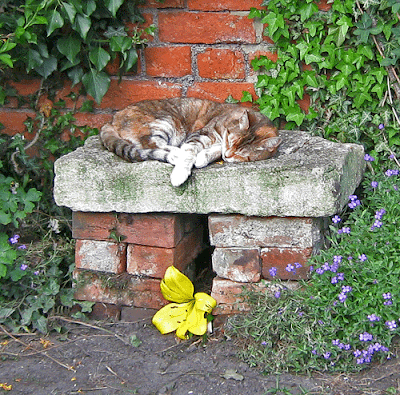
[264,137,282,152]
[238,110,250,130]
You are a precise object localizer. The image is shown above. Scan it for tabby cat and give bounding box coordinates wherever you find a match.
[100,98,281,186]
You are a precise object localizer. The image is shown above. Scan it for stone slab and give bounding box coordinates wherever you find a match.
[54,131,365,217]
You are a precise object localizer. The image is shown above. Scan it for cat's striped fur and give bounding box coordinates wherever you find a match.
[100,98,281,186]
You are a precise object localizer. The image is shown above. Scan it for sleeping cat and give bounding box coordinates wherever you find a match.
[100,97,281,186]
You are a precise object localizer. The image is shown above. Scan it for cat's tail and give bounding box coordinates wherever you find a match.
[100,123,145,162]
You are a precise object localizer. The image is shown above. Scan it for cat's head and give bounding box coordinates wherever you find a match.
[222,110,282,162]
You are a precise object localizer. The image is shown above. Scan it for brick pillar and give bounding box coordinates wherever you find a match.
[209,214,326,314]
[72,212,204,310]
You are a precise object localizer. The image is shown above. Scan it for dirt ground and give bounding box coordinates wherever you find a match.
[1,309,400,395]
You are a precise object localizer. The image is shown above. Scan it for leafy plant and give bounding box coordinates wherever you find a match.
[0,0,154,103]
[228,153,400,373]
[247,0,400,154]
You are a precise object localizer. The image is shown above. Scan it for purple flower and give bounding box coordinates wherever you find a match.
[359,254,368,262]
[261,341,268,346]
[375,209,386,219]
[285,263,296,273]
[337,273,345,281]
[368,314,380,322]
[316,267,325,275]
[17,244,27,250]
[333,256,342,264]
[371,181,378,188]
[20,264,28,271]
[34,271,40,276]
[383,292,392,300]
[338,292,347,303]
[294,262,302,269]
[359,332,373,341]
[274,291,281,298]
[353,350,362,358]
[364,154,375,162]
[323,352,331,359]
[349,195,358,201]
[378,123,385,130]
[331,276,338,284]
[384,300,393,306]
[372,220,383,229]
[332,339,340,346]
[342,285,353,293]
[348,199,361,209]
[9,234,20,244]
[269,267,278,277]
[338,227,351,234]
[389,153,395,159]
[332,215,341,224]
[385,320,397,330]
[386,169,400,177]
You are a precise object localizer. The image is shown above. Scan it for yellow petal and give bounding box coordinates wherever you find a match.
[194,292,217,313]
[152,301,194,335]
[160,266,194,303]
[185,303,209,336]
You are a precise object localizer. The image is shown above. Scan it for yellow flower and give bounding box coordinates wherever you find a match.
[152,266,217,340]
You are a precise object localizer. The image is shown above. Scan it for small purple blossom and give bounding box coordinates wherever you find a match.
[371,181,378,188]
[323,352,331,360]
[332,215,341,224]
[261,341,268,346]
[338,227,351,234]
[338,292,347,303]
[378,123,385,130]
[353,350,362,358]
[269,267,278,277]
[333,256,342,264]
[316,267,325,275]
[294,262,302,269]
[364,154,375,162]
[285,263,296,273]
[9,234,20,244]
[371,220,383,230]
[359,254,368,262]
[383,292,392,300]
[385,169,400,177]
[384,300,393,306]
[342,285,353,293]
[332,339,340,346]
[337,273,344,281]
[348,199,361,209]
[368,314,381,322]
[17,244,27,250]
[385,320,397,330]
[331,276,338,284]
[274,291,281,298]
[375,209,386,219]
[359,332,373,342]
[34,271,40,276]
[20,264,28,271]
[389,153,395,159]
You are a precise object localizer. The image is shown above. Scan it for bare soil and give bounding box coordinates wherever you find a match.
[1,310,400,395]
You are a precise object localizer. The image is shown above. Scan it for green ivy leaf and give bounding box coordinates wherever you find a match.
[83,0,97,16]
[262,12,285,41]
[299,2,318,22]
[122,47,138,71]
[241,91,253,103]
[110,36,132,52]
[73,14,91,40]
[35,56,57,79]
[26,48,43,72]
[104,0,124,17]
[46,9,64,36]
[67,66,84,86]
[0,54,13,68]
[82,69,111,103]
[89,47,111,71]
[286,110,305,126]
[62,2,77,23]
[57,36,81,63]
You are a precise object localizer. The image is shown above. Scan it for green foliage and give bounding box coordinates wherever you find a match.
[0,98,97,333]
[248,0,400,153]
[0,0,154,103]
[228,154,400,373]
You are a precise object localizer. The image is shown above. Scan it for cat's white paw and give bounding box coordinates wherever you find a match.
[170,166,191,187]
[194,151,209,168]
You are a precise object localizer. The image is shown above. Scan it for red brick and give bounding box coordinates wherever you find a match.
[188,0,263,11]
[73,112,113,130]
[73,270,168,309]
[187,82,256,102]
[261,247,313,280]
[105,53,141,75]
[143,0,184,8]
[0,109,36,135]
[316,0,331,11]
[75,239,127,274]
[127,228,204,278]
[249,50,278,65]
[211,277,300,314]
[8,79,41,97]
[212,247,261,282]
[118,213,200,248]
[197,48,245,80]
[159,12,256,44]
[73,212,201,247]
[72,212,117,240]
[145,46,192,77]
[99,80,182,109]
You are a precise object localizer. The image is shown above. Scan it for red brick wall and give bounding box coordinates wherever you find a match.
[0,0,275,135]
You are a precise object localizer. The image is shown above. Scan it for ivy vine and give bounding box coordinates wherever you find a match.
[248,0,400,155]
[0,0,154,104]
